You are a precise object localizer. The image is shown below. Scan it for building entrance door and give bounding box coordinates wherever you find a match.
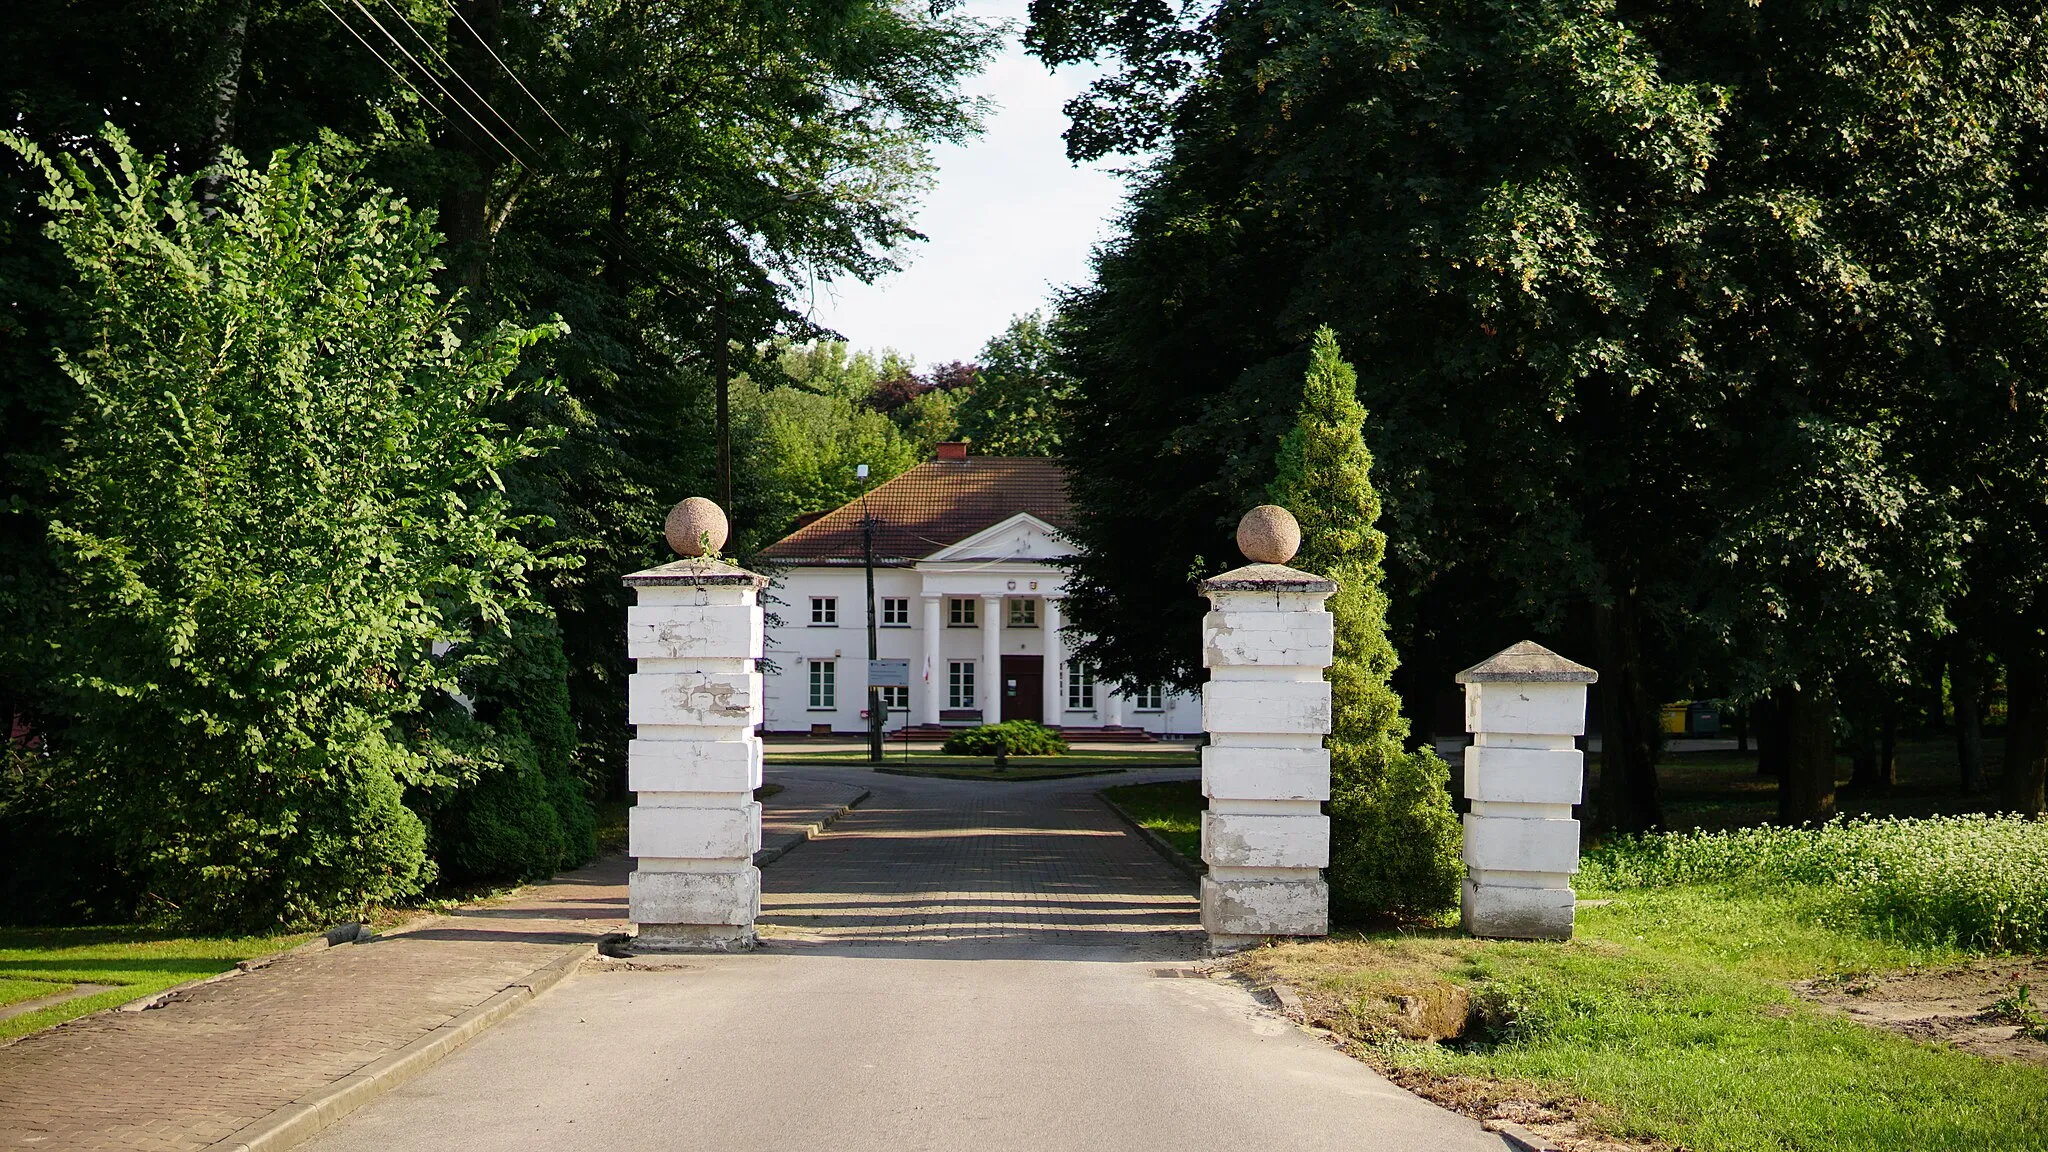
[1000,655,1043,723]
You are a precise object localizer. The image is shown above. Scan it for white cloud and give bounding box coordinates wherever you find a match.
[800,1,1128,369]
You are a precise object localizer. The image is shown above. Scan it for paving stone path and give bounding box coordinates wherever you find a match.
[759,768,1203,952]
[0,777,867,1152]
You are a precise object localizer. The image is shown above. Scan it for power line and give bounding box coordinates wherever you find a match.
[377,0,544,162]
[443,0,573,141]
[315,0,491,159]
[344,0,523,167]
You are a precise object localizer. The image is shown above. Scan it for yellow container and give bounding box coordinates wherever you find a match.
[1659,703,1688,735]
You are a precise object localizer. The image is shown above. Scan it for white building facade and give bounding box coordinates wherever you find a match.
[753,453,1199,737]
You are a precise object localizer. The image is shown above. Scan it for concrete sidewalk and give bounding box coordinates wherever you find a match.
[0,778,866,1152]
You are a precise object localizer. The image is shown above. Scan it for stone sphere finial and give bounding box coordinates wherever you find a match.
[664,497,729,558]
[1236,505,1301,565]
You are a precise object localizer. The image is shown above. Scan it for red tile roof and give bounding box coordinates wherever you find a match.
[754,457,1073,565]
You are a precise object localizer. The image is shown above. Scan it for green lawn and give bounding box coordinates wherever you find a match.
[1239,883,2047,1151]
[0,925,309,1042]
[1101,780,1205,860]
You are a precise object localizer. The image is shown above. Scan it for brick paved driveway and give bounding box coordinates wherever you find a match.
[759,767,1203,954]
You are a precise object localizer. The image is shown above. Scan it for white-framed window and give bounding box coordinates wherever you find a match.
[810,596,837,626]
[1066,662,1096,711]
[949,660,975,708]
[948,597,977,627]
[881,597,910,626]
[1007,598,1037,627]
[877,684,909,710]
[808,660,835,709]
[1132,684,1164,712]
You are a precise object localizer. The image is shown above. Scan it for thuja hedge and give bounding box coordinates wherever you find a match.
[942,721,1070,757]
[1580,815,2048,952]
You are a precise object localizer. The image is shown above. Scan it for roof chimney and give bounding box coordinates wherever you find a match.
[935,441,968,461]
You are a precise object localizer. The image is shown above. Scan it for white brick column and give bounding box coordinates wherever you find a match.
[1198,558,1336,953]
[1042,596,1064,726]
[919,593,943,724]
[980,593,1002,721]
[622,556,767,951]
[1455,641,1598,941]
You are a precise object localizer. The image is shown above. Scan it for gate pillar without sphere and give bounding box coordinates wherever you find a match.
[1455,641,1598,941]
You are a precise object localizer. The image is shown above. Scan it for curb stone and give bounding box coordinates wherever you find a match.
[1257,973,1567,1152]
[203,942,594,1152]
[1097,792,1206,882]
[115,924,367,1016]
[754,787,870,867]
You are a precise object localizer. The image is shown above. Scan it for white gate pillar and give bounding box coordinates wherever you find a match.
[623,498,766,951]
[1455,641,1598,941]
[1198,506,1335,953]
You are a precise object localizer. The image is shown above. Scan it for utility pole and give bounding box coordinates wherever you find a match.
[860,464,884,763]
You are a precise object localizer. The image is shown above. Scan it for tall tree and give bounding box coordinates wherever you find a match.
[956,312,1074,456]
[1271,328,1460,917]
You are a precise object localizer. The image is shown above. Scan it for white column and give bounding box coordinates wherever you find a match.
[1105,687,1124,728]
[623,559,767,951]
[919,593,943,724]
[1456,641,1598,941]
[980,593,1002,722]
[1198,564,1336,952]
[1042,597,1064,726]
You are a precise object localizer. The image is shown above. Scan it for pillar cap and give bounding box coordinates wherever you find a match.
[623,557,770,589]
[1200,562,1338,595]
[1455,640,1598,684]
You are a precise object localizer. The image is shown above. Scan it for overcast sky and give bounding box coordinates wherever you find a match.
[798,2,1130,370]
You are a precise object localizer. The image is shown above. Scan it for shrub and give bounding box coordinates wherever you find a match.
[1579,815,2048,952]
[410,615,596,884]
[6,128,563,929]
[942,720,1069,757]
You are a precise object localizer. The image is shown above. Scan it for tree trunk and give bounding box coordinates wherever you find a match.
[1733,705,1750,754]
[1754,692,1788,780]
[1592,596,1664,832]
[1878,705,1898,797]
[1778,683,1837,825]
[604,133,633,292]
[2002,657,2047,816]
[439,0,504,303]
[195,0,251,208]
[1953,648,1987,795]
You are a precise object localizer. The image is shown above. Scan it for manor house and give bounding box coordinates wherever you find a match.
[753,443,1200,737]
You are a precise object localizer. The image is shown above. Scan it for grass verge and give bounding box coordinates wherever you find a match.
[0,925,310,1042]
[1101,780,1204,861]
[1238,886,2048,1151]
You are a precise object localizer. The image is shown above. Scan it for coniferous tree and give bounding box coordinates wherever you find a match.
[1271,328,1461,918]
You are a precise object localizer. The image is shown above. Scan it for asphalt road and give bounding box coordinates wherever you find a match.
[303,769,1509,1152]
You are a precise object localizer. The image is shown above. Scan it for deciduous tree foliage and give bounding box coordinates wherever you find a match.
[5,130,563,927]
[1045,0,2048,823]
[1,0,998,806]
[956,312,1074,456]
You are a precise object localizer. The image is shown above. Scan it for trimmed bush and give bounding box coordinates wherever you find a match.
[1580,814,2048,952]
[942,721,1069,758]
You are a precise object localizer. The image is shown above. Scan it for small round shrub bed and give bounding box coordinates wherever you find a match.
[941,721,1069,759]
